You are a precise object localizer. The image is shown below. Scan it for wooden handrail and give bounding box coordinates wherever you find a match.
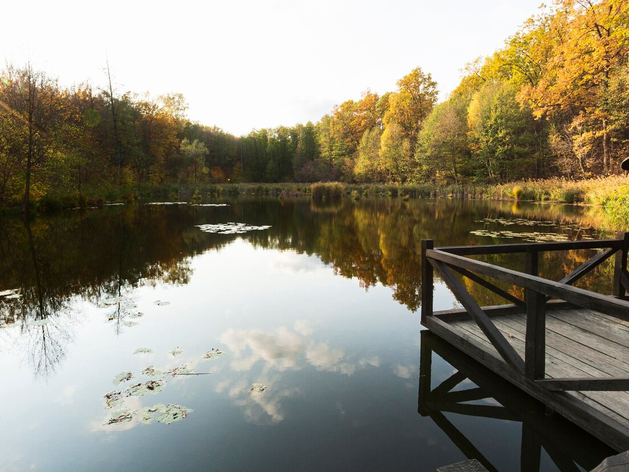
[426,248,629,319]
[438,239,623,256]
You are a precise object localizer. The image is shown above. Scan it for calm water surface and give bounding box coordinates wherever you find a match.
[0,198,616,471]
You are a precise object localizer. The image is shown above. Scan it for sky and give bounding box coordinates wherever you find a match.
[2,0,544,136]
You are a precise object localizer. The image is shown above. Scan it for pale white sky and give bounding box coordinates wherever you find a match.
[2,0,543,136]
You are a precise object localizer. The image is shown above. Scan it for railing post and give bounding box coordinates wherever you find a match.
[421,240,434,325]
[525,287,546,380]
[525,249,539,277]
[614,232,628,300]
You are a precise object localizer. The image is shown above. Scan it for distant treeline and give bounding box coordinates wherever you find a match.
[0,0,628,210]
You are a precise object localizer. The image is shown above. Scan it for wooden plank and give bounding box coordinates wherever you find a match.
[462,314,629,422]
[559,248,616,286]
[493,314,629,378]
[438,239,622,256]
[548,309,629,351]
[450,265,524,306]
[538,378,629,392]
[421,239,434,325]
[425,316,629,451]
[427,249,629,319]
[430,259,525,373]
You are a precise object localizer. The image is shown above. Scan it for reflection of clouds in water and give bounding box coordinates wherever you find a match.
[393,364,417,379]
[218,325,380,424]
[216,376,299,424]
[270,253,326,275]
[220,327,304,372]
[293,319,315,336]
[219,326,378,376]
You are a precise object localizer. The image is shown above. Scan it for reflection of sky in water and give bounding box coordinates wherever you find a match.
[0,239,434,472]
[0,199,612,471]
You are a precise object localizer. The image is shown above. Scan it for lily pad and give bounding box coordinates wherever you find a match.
[126,379,167,397]
[250,383,267,394]
[204,348,225,360]
[142,366,164,377]
[113,371,134,385]
[106,409,133,425]
[139,403,191,425]
[169,347,183,357]
[166,365,193,376]
[104,391,125,409]
[29,318,50,326]
[134,348,153,355]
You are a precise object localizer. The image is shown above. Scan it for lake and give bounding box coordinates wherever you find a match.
[0,198,617,471]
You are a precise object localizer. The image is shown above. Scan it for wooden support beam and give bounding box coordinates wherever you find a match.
[421,240,434,325]
[560,248,616,286]
[614,232,628,299]
[430,259,525,373]
[537,377,629,391]
[450,265,524,306]
[525,287,546,380]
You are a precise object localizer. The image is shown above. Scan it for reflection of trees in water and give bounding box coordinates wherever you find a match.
[0,199,608,376]
[0,207,200,376]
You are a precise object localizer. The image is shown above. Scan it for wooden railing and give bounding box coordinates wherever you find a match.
[421,232,629,391]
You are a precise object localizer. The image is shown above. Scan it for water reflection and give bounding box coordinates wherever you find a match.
[0,198,609,378]
[419,331,613,471]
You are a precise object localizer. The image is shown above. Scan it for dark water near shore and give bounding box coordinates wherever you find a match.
[0,198,616,471]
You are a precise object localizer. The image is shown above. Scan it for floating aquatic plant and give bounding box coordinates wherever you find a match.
[142,366,163,377]
[106,409,133,425]
[250,383,267,394]
[113,371,134,385]
[169,347,183,357]
[204,348,224,360]
[196,222,272,235]
[470,229,571,243]
[146,202,188,206]
[139,403,191,425]
[134,348,153,355]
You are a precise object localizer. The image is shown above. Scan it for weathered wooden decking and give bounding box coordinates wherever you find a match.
[421,234,629,451]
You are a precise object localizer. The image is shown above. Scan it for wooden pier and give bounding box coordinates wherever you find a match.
[420,233,629,451]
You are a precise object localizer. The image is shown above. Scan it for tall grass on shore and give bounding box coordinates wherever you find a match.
[311,182,345,200]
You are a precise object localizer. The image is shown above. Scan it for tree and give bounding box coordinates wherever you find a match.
[0,65,65,212]
[384,67,438,149]
[416,96,470,184]
[467,80,539,182]
[180,138,209,184]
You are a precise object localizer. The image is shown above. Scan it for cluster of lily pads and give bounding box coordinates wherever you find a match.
[103,345,241,427]
[196,222,272,235]
[0,289,21,300]
[470,229,571,242]
[100,295,171,329]
[145,201,229,207]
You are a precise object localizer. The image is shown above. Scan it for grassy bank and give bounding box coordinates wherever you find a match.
[4,176,629,231]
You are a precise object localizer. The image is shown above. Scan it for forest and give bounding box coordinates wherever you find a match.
[0,0,628,211]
